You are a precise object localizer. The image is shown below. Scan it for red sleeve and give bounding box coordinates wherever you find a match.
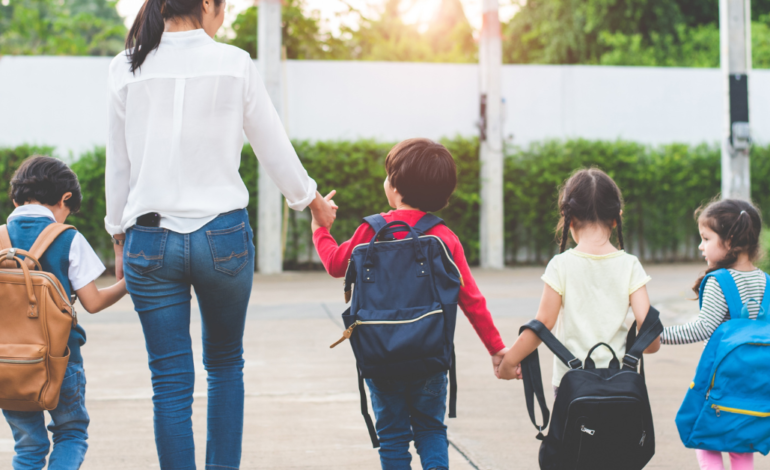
[313,224,375,278]
[442,229,506,355]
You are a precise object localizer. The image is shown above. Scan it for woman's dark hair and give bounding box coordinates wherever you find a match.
[126,0,223,73]
[10,156,82,214]
[556,168,624,253]
[692,198,762,296]
[385,138,457,212]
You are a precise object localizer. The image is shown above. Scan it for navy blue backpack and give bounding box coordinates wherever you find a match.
[330,213,463,447]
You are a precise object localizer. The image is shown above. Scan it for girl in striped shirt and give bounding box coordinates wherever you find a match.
[662,198,764,470]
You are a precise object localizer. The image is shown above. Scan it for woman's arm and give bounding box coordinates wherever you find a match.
[75,279,127,314]
[630,286,660,353]
[498,284,562,380]
[242,60,318,213]
[105,59,130,278]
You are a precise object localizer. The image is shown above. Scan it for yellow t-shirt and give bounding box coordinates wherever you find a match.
[541,249,651,386]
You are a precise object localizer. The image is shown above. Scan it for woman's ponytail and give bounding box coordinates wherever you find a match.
[126,0,166,73]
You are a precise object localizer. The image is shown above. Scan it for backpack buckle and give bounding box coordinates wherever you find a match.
[567,358,582,369]
[623,354,639,370]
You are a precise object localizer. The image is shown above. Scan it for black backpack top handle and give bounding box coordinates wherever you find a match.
[518,306,663,439]
[583,342,620,370]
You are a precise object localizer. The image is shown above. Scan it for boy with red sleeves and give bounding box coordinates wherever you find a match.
[311,138,507,470]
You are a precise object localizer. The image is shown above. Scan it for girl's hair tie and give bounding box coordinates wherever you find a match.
[740,210,747,215]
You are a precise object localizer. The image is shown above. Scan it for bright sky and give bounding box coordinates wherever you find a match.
[116,0,519,37]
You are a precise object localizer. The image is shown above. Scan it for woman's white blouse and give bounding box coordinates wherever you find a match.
[105,29,317,235]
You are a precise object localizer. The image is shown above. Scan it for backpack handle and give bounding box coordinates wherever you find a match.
[583,342,620,370]
[363,221,426,268]
[740,298,768,321]
[1,249,39,318]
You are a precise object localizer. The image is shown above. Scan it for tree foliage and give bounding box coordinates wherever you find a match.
[0,0,126,55]
[503,0,770,67]
[229,0,477,63]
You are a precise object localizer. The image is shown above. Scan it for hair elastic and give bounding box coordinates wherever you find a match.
[740,210,747,215]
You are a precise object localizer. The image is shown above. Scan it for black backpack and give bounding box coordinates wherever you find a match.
[519,307,664,470]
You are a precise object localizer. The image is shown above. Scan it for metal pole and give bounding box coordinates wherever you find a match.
[257,0,284,273]
[720,0,752,200]
[479,0,504,269]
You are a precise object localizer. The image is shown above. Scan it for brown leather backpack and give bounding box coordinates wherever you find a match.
[0,223,78,412]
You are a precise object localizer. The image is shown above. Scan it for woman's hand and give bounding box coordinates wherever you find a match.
[113,234,125,280]
[310,191,338,232]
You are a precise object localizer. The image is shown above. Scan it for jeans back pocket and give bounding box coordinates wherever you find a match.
[126,227,168,275]
[207,222,249,276]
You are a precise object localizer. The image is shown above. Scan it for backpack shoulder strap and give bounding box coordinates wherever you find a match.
[519,320,579,440]
[0,225,11,250]
[520,320,582,369]
[622,306,663,371]
[700,269,743,320]
[413,213,444,235]
[759,272,770,320]
[28,223,76,261]
[362,214,388,234]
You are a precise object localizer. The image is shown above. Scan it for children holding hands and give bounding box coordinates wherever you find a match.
[497,168,660,391]
[311,138,506,470]
[2,156,128,470]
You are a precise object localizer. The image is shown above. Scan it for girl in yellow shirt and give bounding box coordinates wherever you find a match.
[498,168,661,393]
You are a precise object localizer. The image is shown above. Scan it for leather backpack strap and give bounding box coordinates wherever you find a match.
[28,223,76,261]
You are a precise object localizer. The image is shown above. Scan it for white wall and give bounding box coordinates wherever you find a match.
[1,55,769,156]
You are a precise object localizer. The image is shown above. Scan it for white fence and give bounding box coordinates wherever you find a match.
[1,56,769,156]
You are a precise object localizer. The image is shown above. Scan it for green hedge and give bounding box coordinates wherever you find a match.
[1,139,769,267]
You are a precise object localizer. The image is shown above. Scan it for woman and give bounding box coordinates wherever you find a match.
[104,0,336,467]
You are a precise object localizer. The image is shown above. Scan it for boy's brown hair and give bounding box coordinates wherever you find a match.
[10,156,82,213]
[385,138,457,212]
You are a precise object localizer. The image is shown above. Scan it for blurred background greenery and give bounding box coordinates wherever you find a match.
[3,139,770,269]
[2,0,770,67]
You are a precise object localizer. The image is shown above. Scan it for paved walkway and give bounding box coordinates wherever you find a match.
[1,264,768,469]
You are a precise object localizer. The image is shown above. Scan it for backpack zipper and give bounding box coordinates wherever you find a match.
[349,236,463,286]
[0,357,44,364]
[330,309,443,348]
[0,270,74,319]
[712,404,770,418]
[705,343,770,400]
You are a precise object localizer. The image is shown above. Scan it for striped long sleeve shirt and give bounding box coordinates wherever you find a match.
[661,269,767,345]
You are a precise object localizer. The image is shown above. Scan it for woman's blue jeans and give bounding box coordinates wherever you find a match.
[124,209,254,470]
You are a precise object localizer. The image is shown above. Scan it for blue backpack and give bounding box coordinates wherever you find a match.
[330,213,463,448]
[675,268,770,454]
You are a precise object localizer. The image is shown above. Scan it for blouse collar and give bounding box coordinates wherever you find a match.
[159,29,214,49]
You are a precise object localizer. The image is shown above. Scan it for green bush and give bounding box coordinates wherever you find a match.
[1,139,769,268]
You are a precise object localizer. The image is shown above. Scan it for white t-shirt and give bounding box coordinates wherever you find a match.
[7,205,106,291]
[105,29,317,235]
[541,249,651,386]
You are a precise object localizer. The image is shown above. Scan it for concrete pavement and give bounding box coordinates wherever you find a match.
[1,264,768,469]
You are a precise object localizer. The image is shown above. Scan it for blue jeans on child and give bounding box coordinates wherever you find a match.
[124,209,254,470]
[3,361,89,470]
[366,371,449,470]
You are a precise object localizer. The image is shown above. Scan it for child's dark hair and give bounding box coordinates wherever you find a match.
[385,138,457,212]
[692,198,762,296]
[556,168,624,253]
[10,156,82,214]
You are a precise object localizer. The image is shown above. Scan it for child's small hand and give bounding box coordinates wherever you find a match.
[492,347,509,378]
[311,190,338,232]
